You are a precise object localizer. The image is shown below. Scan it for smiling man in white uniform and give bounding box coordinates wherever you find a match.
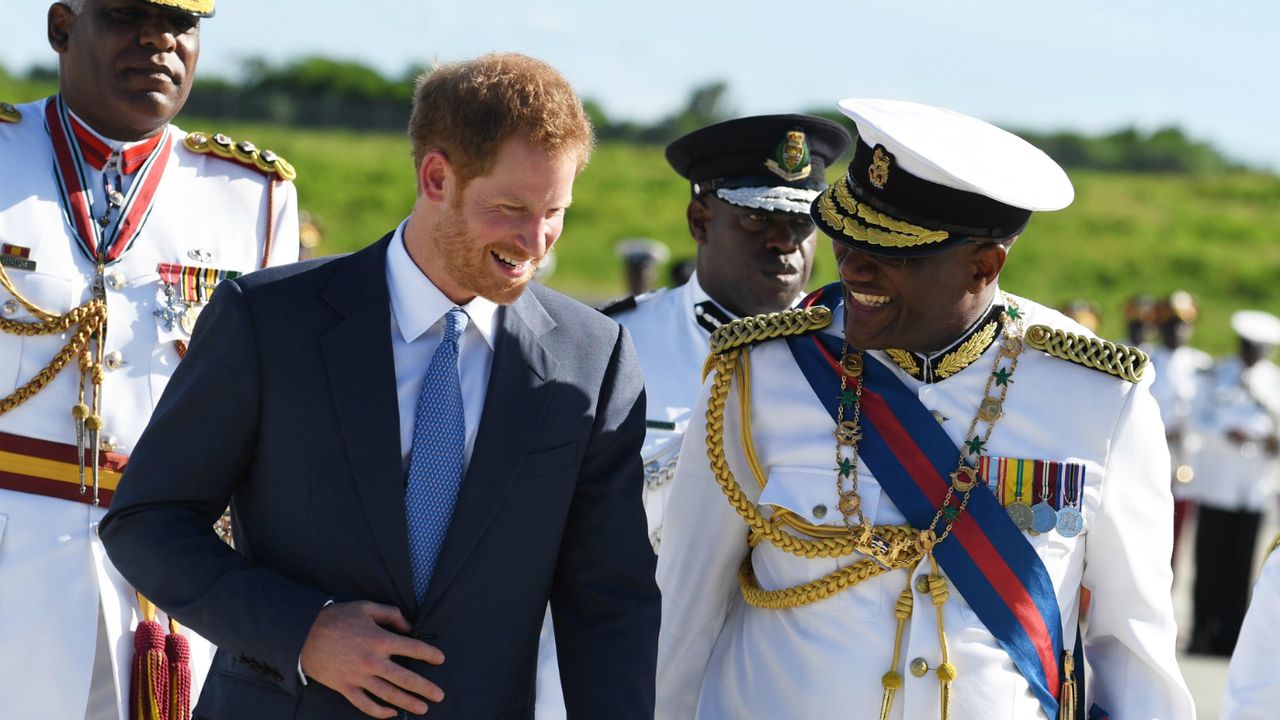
[655,98,1193,720]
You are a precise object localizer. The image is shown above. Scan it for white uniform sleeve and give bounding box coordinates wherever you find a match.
[1222,549,1280,719]
[655,374,751,720]
[1082,371,1195,718]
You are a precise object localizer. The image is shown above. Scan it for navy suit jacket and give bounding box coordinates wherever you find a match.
[100,233,659,719]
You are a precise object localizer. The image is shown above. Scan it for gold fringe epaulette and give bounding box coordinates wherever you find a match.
[0,102,21,124]
[709,306,832,356]
[1025,324,1148,383]
[182,131,297,181]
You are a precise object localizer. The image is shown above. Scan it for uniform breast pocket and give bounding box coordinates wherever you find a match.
[0,272,78,396]
[756,466,884,618]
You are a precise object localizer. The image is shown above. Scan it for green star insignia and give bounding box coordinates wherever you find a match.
[836,457,856,478]
[1005,306,1022,320]
[836,389,857,409]
[992,367,1014,386]
[964,435,987,454]
[942,505,960,521]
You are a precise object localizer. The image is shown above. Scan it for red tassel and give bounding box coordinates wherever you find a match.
[166,619,192,720]
[129,619,170,720]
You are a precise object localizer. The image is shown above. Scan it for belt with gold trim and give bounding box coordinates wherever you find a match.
[0,431,126,507]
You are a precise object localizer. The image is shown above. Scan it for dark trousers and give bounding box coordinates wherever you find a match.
[1190,505,1262,655]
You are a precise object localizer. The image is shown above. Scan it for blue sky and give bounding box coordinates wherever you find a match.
[5,1,1277,170]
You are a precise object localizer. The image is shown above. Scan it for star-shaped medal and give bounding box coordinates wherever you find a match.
[835,457,855,478]
[964,435,987,455]
[992,367,1014,386]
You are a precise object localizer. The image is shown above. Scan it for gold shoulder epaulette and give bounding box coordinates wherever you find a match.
[1025,324,1148,383]
[709,306,831,356]
[182,131,297,182]
[0,102,21,124]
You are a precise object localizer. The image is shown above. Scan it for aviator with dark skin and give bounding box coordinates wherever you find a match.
[48,0,199,141]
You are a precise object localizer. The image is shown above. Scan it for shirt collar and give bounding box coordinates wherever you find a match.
[386,218,499,349]
[65,105,166,174]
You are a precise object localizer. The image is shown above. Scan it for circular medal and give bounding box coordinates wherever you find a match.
[179,305,202,335]
[1031,501,1058,534]
[1007,502,1034,531]
[1056,507,1083,537]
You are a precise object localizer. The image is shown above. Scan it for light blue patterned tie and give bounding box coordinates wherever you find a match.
[405,307,469,604]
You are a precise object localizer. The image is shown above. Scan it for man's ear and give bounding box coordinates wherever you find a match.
[48,3,76,54]
[687,198,711,246]
[418,151,452,203]
[968,242,1008,292]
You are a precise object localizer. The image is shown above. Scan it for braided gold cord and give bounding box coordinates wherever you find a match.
[736,553,897,610]
[708,306,831,356]
[0,300,106,414]
[0,264,59,322]
[1025,324,1147,383]
[705,349,923,566]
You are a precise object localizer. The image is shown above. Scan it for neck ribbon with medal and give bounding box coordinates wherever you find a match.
[0,96,172,504]
[701,282,1072,720]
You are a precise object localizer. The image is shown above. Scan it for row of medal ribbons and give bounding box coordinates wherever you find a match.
[975,456,1085,538]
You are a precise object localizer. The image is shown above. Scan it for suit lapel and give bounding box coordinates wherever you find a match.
[319,233,418,611]
[421,288,560,614]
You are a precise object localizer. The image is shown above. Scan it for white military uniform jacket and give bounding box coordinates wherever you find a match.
[1222,539,1280,719]
[0,97,298,720]
[1148,344,1212,497]
[611,272,744,550]
[1184,356,1280,512]
[534,274,762,718]
[656,293,1194,719]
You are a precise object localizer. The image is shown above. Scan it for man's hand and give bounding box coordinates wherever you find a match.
[300,601,445,718]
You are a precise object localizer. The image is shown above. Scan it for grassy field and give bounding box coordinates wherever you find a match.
[5,79,1279,354]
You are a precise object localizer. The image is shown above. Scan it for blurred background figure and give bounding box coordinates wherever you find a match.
[1125,293,1157,347]
[1149,291,1214,564]
[298,209,325,260]
[616,237,670,295]
[669,256,696,287]
[1186,310,1280,656]
[1061,298,1102,333]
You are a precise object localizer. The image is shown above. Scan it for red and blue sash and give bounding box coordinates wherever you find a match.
[785,283,1065,718]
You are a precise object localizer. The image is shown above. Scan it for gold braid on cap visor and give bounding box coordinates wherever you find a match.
[818,175,951,249]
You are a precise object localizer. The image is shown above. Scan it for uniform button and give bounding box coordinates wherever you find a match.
[106,271,126,290]
[103,351,124,370]
[2,299,17,316]
[812,504,827,519]
[99,436,118,452]
[915,575,931,594]
[910,658,929,677]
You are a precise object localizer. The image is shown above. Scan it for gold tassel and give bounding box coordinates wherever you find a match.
[929,557,955,720]
[1058,651,1077,720]
[880,585,914,720]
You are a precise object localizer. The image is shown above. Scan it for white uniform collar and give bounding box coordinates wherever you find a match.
[65,105,161,156]
[386,218,499,349]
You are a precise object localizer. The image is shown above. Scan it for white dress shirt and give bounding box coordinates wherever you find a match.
[385,219,499,471]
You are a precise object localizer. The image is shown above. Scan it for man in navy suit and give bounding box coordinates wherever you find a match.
[100,53,659,719]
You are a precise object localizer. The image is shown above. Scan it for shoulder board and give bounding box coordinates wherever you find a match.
[182,131,297,181]
[1267,531,1280,561]
[709,306,831,356]
[1024,324,1148,383]
[598,295,638,317]
[0,102,21,124]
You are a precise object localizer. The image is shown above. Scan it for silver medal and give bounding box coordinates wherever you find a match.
[1031,501,1058,534]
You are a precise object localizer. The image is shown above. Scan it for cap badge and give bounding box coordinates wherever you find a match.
[869,145,892,189]
[764,130,812,182]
